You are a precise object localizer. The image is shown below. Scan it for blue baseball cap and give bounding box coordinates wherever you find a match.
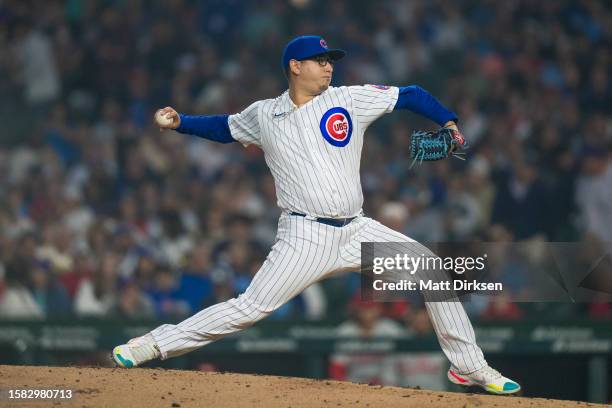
[281,35,346,71]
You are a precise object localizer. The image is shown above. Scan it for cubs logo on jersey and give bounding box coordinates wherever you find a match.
[319,107,353,147]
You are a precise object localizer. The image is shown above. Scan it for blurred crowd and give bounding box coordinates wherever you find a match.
[0,0,611,323]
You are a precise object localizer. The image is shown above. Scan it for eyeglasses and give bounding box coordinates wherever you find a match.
[305,55,335,67]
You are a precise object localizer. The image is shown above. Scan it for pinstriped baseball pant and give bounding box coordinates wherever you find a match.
[150,213,487,374]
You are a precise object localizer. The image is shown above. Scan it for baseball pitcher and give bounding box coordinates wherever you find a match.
[112,35,520,395]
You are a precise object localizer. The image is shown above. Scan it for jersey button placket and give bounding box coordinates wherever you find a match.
[304,119,341,216]
[295,114,335,215]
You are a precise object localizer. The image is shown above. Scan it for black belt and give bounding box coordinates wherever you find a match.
[289,211,356,227]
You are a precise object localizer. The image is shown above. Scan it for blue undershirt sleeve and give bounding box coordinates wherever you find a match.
[393,86,458,126]
[175,114,235,144]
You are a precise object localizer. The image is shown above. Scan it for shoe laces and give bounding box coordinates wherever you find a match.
[479,365,502,380]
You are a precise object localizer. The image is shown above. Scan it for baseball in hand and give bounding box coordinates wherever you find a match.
[155,110,175,128]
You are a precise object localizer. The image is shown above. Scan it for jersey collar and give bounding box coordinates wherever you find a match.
[272,88,330,119]
[272,91,296,119]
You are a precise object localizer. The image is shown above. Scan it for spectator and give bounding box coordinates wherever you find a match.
[147,266,190,319]
[0,258,43,319]
[575,149,612,244]
[491,160,550,239]
[12,18,60,108]
[402,187,445,242]
[176,242,214,314]
[445,175,481,240]
[329,295,403,385]
[393,307,448,390]
[27,261,72,318]
[74,253,119,317]
[111,281,156,320]
[58,251,95,300]
[377,201,408,232]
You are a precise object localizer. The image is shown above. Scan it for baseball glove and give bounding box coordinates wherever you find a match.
[409,127,468,167]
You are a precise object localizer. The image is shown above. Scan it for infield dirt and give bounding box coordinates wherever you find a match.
[0,365,606,407]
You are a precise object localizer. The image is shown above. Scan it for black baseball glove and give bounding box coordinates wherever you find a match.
[409,127,468,167]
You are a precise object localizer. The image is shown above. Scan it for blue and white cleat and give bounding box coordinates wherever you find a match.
[112,334,160,368]
[448,365,521,395]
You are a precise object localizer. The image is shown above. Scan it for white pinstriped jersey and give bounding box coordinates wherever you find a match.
[151,87,487,375]
[228,85,399,218]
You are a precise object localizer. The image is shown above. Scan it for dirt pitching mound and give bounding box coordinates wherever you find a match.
[0,365,605,407]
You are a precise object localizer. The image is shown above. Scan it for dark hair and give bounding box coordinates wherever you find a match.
[4,257,30,287]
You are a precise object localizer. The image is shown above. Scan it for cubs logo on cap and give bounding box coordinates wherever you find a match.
[319,107,353,147]
[281,35,346,70]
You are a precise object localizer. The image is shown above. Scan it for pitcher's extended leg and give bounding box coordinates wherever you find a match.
[342,217,487,374]
[149,215,340,359]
